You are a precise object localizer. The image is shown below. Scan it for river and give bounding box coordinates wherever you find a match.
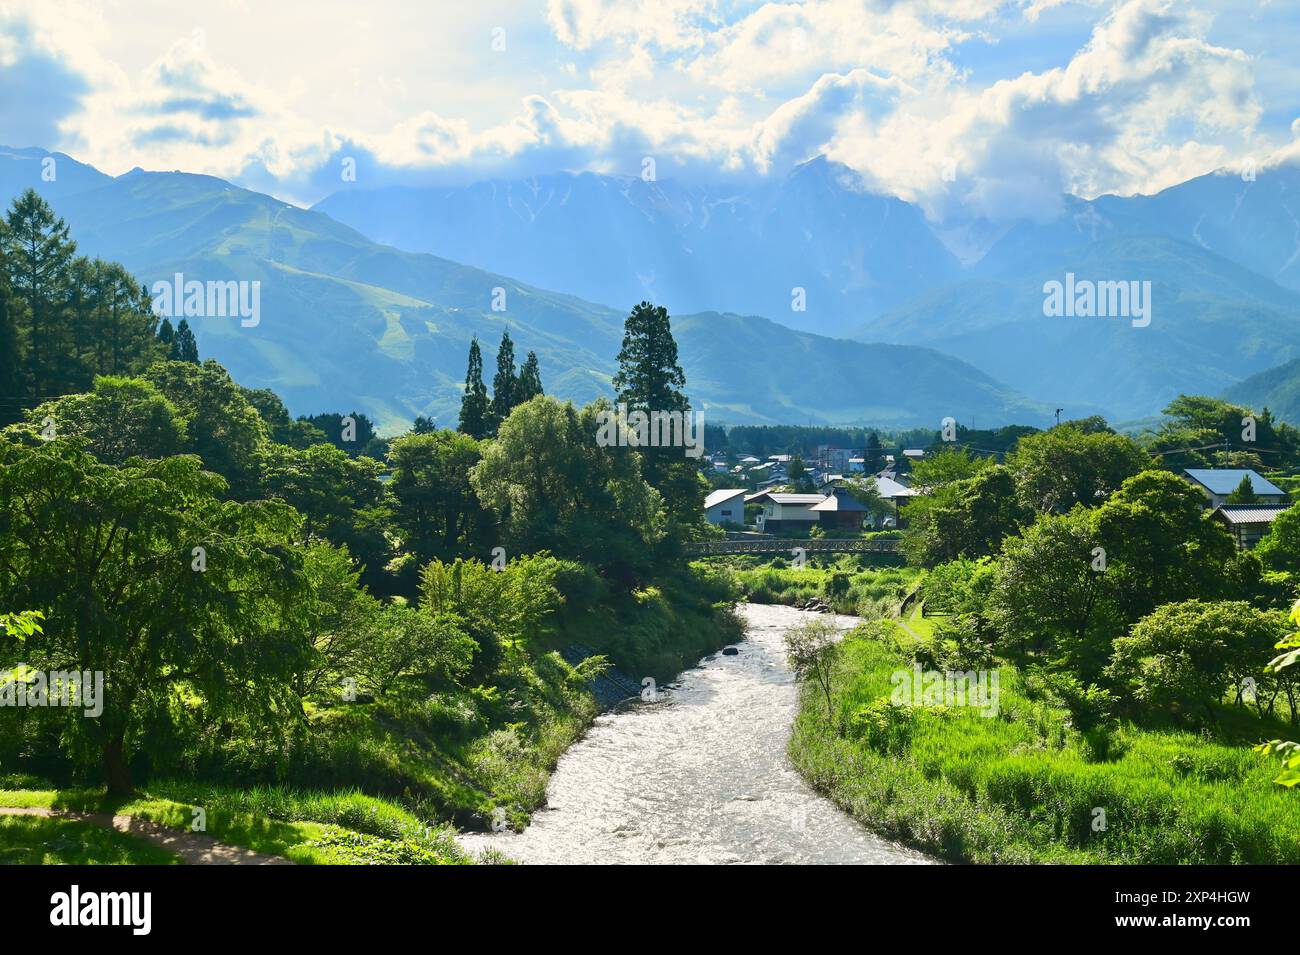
[459,603,933,864]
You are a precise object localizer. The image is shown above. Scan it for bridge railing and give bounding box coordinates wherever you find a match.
[685,538,900,556]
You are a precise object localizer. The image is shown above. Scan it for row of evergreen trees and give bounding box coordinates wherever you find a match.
[457,330,543,438]
[0,190,176,425]
[456,302,701,529]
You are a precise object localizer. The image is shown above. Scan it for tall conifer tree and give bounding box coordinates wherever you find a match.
[490,330,517,425]
[516,350,543,403]
[170,318,199,363]
[458,337,491,439]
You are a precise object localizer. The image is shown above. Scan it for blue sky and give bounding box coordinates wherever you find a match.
[3,0,1299,219]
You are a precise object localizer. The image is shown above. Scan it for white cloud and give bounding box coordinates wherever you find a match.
[0,0,1290,220]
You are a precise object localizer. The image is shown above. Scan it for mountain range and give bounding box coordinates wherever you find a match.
[10,143,1300,430]
[316,156,1300,424]
[0,146,1045,431]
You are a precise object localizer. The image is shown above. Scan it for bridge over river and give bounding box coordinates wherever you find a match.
[684,537,900,557]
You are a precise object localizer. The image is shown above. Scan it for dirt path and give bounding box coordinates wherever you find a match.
[0,806,292,865]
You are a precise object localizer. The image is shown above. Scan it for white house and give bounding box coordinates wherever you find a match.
[703,489,747,526]
[1182,469,1287,508]
[746,491,824,532]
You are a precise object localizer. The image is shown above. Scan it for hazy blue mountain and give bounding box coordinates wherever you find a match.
[313,156,963,338]
[0,148,1044,430]
[855,235,1300,420]
[1225,358,1300,425]
[974,163,1300,290]
[315,153,1300,422]
[674,311,1049,427]
[0,146,113,204]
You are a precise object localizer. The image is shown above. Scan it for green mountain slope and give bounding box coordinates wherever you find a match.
[855,235,1300,420]
[1225,358,1300,425]
[1,149,1048,430]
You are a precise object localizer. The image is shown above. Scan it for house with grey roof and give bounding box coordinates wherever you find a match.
[746,491,825,532]
[703,488,747,526]
[1211,503,1290,550]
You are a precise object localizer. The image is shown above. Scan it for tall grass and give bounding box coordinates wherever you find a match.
[731,558,920,616]
[789,626,1300,864]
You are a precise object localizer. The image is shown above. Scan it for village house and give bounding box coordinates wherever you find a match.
[703,488,747,526]
[1211,503,1290,550]
[810,486,871,529]
[746,491,825,532]
[1182,469,1287,508]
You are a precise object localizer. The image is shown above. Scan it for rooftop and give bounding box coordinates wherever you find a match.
[1183,468,1285,497]
[1211,503,1291,525]
[875,476,918,499]
[704,488,747,510]
[747,492,827,505]
[810,490,871,512]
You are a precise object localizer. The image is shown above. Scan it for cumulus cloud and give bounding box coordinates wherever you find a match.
[0,0,1290,220]
[826,0,1263,221]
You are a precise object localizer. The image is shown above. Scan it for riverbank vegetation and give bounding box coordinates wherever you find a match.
[0,193,740,863]
[780,412,1300,863]
[723,556,919,616]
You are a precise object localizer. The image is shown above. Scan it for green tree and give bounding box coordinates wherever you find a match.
[788,455,813,492]
[297,411,382,457]
[988,507,1124,679]
[1105,600,1275,723]
[86,261,161,379]
[419,552,569,680]
[19,375,186,464]
[785,618,842,726]
[458,337,492,439]
[1147,395,1300,471]
[1226,474,1259,504]
[1007,425,1148,514]
[490,330,517,426]
[1256,506,1300,572]
[0,440,312,793]
[168,318,199,363]
[516,350,543,403]
[4,189,76,401]
[909,447,993,488]
[613,301,688,418]
[145,360,269,499]
[387,430,487,561]
[0,245,22,426]
[611,301,695,526]
[901,466,1028,566]
[261,442,390,586]
[863,432,884,473]
[1092,469,1237,622]
[240,386,328,448]
[471,397,664,582]
[1256,598,1300,786]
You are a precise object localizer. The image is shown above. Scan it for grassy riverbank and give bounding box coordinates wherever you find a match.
[719,555,920,616]
[0,785,475,864]
[788,621,1300,864]
[1,564,742,864]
